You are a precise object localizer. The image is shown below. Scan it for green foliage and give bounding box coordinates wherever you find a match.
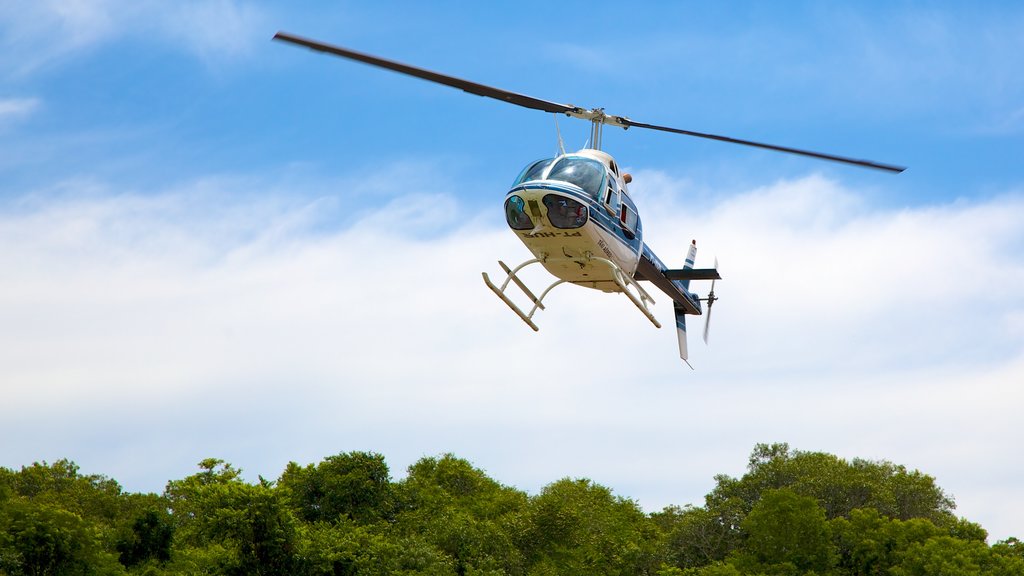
[278,452,394,524]
[891,535,1024,576]
[830,507,939,575]
[395,455,527,576]
[116,509,174,567]
[651,443,960,573]
[708,443,955,524]
[670,562,745,576]
[947,517,988,543]
[296,520,455,576]
[653,502,744,568]
[7,459,125,525]
[523,477,659,576]
[0,498,124,576]
[992,536,1024,559]
[165,460,298,576]
[0,446,1018,576]
[0,467,13,502]
[730,488,834,574]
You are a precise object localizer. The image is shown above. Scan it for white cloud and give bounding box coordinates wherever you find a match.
[156,1,269,63]
[0,172,1022,541]
[0,0,267,74]
[632,172,1024,372]
[0,98,40,123]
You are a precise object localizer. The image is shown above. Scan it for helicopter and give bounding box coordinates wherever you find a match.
[273,32,904,367]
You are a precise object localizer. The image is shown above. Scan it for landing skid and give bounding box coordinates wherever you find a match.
[482,253,662,331]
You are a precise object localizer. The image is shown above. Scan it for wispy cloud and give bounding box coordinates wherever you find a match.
[0,98,40,122]
[976,105,1024,136]
[582,5,1024,132]
[1,171,1022,539]
[153,1,269,63]
[0,0,268,75]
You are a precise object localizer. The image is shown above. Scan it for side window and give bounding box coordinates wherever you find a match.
[620,203,638,239]
[604,177,620,214]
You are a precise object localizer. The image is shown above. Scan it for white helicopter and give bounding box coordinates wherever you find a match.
[274,32,904,367]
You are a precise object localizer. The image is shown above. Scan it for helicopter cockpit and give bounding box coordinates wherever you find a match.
[513,156,606,199]
[506,156,606,232]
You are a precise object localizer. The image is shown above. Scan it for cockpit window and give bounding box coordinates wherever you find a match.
[543,194,587,229]
[546,157,605,199]
[514,158,555,185]
[504,195,534,230]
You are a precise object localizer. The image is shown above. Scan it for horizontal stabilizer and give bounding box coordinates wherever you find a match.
[663,268,722,281]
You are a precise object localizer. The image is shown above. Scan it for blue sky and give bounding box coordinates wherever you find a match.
[2,1,1023,541]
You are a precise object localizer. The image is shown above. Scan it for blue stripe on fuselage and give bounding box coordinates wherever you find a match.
[506,182,643,254]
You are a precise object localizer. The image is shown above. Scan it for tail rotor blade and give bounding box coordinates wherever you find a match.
[703,257,718,344]
[703,303,713,344]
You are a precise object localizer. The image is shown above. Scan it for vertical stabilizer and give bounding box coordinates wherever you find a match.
[676,240,698,368]
[674,303,693,369]
[681,240,698,290]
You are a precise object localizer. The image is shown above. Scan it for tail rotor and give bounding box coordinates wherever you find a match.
[702,258,718,344]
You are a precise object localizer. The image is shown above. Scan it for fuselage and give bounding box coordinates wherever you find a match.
[503,149,644,293]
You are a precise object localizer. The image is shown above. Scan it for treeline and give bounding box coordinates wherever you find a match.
[0,443,1021,576]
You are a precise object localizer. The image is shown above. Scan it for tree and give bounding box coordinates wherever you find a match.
[296,520,455,576]
[892,535,1024,576]
[523,478,658,576]
[0,499,122,576]
[729,488,834,575]
[992,537,1024,560]
[706,443,955,523]
[394,455,527,576]
[7,460,125,524]
[278,452,394,525]
[829,507,943,576]
[652,503,743,569]
[165,459,298,576]
[0,446,1018,576]
[116,508,174,567]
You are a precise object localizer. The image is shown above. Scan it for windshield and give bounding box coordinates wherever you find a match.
[513,158,555,185]
[546,157,605,199]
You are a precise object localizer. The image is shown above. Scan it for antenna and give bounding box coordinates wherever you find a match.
[554,114,566,156]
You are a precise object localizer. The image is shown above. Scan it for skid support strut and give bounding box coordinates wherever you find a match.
[585,254,662,329]
[482,253,661,331]
[482,258,560,331]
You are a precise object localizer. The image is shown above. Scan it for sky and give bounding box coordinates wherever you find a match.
[1,0,1023,542]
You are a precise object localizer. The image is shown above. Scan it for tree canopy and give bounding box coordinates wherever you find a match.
[0,444,1018,576]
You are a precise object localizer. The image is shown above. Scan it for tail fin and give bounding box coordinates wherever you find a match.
[676,240,699,367]
[681,240,698,290]
[674,303,693,369]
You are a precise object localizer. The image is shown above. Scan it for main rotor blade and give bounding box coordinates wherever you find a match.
[273,32,578,115]
[275,32,905,173]
[621,118,906,173]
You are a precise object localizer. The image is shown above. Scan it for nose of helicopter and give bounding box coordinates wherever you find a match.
[504,185,589,231]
